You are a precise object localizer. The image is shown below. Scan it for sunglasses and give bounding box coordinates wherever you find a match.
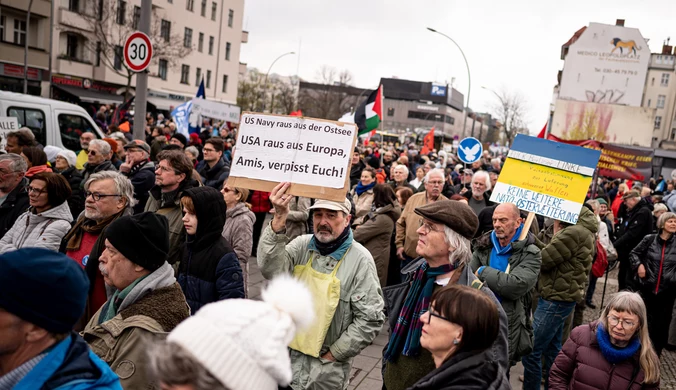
[88,150,98,156]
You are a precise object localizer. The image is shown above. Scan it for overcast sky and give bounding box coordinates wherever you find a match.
[240,0,673,132]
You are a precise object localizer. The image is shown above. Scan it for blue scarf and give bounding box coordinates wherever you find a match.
[384,261,458,362]
[596,323,641,364]
[489,224,524,273]
[355,181,376,196]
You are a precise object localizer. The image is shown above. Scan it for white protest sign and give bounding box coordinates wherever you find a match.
[228,113,357,201]
[0,117,20,150]
[191,98,241,124]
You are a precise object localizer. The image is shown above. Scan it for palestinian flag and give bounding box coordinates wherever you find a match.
[355,85,382,135]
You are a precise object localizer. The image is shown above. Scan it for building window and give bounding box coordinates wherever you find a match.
[160,20,171,42]
[206,70,211,89]
[116,0,126,25]
[186,0,194,11]
[159,59,168,80]
[211,2,217,21]
[200,0,207,16]
[114,46,123,70]
[672,129,676,141]
[222,74,228,93]
[181,65,190,84]
[655,116,662,130]
[184,28,192,48]
[647,99,651,107]
[387,107,394,117]
[97,0,104,20]
[208,36,214,55]
[96,41,101,66]
[68,0,80,12]
[132,5,141,29]
[662,73,670,87]
[225,42,231,60]
[66,34,79,59]
[651,77,655,87]
[13,20,26,45]
[198,33,204,52]
[657,95,666,109]
[195,67,201,86]
[1,16,7,42]
[228,9,234,27]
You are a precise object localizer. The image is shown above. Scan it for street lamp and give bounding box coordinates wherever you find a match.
[262,51,295,112]
[427,27,471,138]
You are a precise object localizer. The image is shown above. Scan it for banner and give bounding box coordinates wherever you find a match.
[490,134,601,224]
[171,100,193,138]
[191,98,241,124]
[0,117,19,151]
[547,134,653,182]
[228,112,357,202]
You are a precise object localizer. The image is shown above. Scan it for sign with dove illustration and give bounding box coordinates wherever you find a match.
[457,137,483,164]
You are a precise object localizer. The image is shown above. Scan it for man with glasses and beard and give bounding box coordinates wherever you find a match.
[80,140,117,191]
[257,182,384,390]
[0,154,29,239]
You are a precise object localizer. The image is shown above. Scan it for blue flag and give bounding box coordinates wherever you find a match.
[171,101,192,138]
[189,78,206,135]
[196,78,206,99]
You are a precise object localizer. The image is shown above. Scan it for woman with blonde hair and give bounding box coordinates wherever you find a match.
[549,291,660,389]
[221,182,255,296]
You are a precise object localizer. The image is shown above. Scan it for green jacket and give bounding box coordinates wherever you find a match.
[535,206,598,302]
[470,231,541,363]
[257,223,385,390]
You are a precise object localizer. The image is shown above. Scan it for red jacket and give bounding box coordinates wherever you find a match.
[549,322,658,390]
[250,191,271,213]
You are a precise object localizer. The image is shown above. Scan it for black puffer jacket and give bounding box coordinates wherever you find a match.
[407,349,511,390]
[58,166,84,220]
[0,178,29,239]
[614,199,653,258]
[197,158,230,190]
[629,233,676,294]
[177,186,244,314]
[123,160,156,214]
[80,160,117,190]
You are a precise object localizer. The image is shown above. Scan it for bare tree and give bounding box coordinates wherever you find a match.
[237,68,266,111]
[486,89,529,145]
[269,78,297,115]
[77,0,191,100]
[299,66,359,120]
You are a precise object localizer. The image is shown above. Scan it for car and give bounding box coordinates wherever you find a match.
[0,91,105,151]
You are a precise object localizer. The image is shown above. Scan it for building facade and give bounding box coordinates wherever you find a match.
[49,0,246,112]
[642,47,676,148]
[0,0,51,95]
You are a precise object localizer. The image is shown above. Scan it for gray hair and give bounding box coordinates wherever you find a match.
[148,341,228,390]
[444,226,472,265]
[424,168,445,183]
[491,158,501,166]
[89,139,111,156]
[425,161,437,170]
[108,132,128,145]
[653,203,668,217]
[394,164,409,177]
[586,199,600,213]
[472,170,492,191]
[657,211,676,230]
[185,146,199,159]
[0,153,27,173]
[84,171,136,208]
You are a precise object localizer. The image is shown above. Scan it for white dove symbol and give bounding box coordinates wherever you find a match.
[460,144,481,162]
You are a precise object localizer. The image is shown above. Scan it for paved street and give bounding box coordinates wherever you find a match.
[248,261,676,389]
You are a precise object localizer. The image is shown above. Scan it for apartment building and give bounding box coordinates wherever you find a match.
[643,45,676,148]
[50,0,246,112]
[0,0,51,95]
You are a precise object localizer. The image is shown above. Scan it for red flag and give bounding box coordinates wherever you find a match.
[289,110,303,117]
[421,127,435,154]
[536,122,547,139]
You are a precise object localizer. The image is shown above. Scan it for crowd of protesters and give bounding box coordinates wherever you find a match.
[0,115,673,390]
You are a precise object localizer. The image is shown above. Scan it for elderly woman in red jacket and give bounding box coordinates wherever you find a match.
[549,291,660,390]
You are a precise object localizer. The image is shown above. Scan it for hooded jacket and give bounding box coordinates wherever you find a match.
[122,160,155,214]
[197,157,230,190]
[407,348,511,390]
[178,187,245,314]
[222,201,255,266]
[615,199,654,259]
[536,206,598,302]
[12,333,122,390]
[354,203,402,287]
[0,202,73,254]
[630,233,676,295]
[470,230,541,363]
[0,178,30,240]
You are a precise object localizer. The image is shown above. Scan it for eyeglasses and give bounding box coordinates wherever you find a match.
[607,315,637,330]
[203,148,216,153]
[27,186,47,195]
[88,150,98,156]
[85,191,120,201]
[427,180,444,186]
[426,304,452,324]
[418,219,444,234]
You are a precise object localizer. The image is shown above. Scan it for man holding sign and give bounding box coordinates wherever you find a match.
[257,182,384,390]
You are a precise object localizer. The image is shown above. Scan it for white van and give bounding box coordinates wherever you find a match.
[0,91,105,151]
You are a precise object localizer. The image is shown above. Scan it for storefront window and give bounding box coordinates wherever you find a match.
[58,114,96,151]
[7,107,46,146]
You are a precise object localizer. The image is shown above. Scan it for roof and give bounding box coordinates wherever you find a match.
[561,26,587,60]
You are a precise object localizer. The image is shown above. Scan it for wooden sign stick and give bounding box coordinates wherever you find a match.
[519,212,535,240]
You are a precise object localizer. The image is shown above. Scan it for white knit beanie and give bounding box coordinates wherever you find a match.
[167,275,314,390]
[56,149,77,168]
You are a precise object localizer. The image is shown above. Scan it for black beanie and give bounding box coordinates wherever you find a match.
[106,212,170,271]
[0,248,89,333]
[171,133,188,147]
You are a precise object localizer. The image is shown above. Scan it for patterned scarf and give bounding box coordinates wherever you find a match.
[384,261,458,362]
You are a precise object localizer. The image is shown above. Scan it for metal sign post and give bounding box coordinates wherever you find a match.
[130,0,152,140]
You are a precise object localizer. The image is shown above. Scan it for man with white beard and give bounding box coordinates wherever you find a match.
[462,170,494,216]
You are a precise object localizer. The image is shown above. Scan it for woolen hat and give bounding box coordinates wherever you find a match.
[595,198,608,206]
[56,149,77,167]
[414,199,479,240]
[168,275,314,390]
[171,133,188,147]
[105,212,170,271]
[0,248,89,333]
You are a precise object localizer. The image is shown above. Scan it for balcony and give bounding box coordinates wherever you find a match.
[239,62,247,76]
[59,8,94,32]
[241,30,248,44]
[56,57,93,79]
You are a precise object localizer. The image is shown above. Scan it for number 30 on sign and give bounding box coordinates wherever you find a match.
[123,32,153,72]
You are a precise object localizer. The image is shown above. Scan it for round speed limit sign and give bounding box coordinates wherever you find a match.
[123,32,153,72]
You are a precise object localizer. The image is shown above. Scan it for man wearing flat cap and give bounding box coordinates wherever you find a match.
[382,199,509,390]
[82,212,190,389]
[119,140,155,214]
[258,182,384,390]
[614,189,653,290]
[0,248,121,389]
